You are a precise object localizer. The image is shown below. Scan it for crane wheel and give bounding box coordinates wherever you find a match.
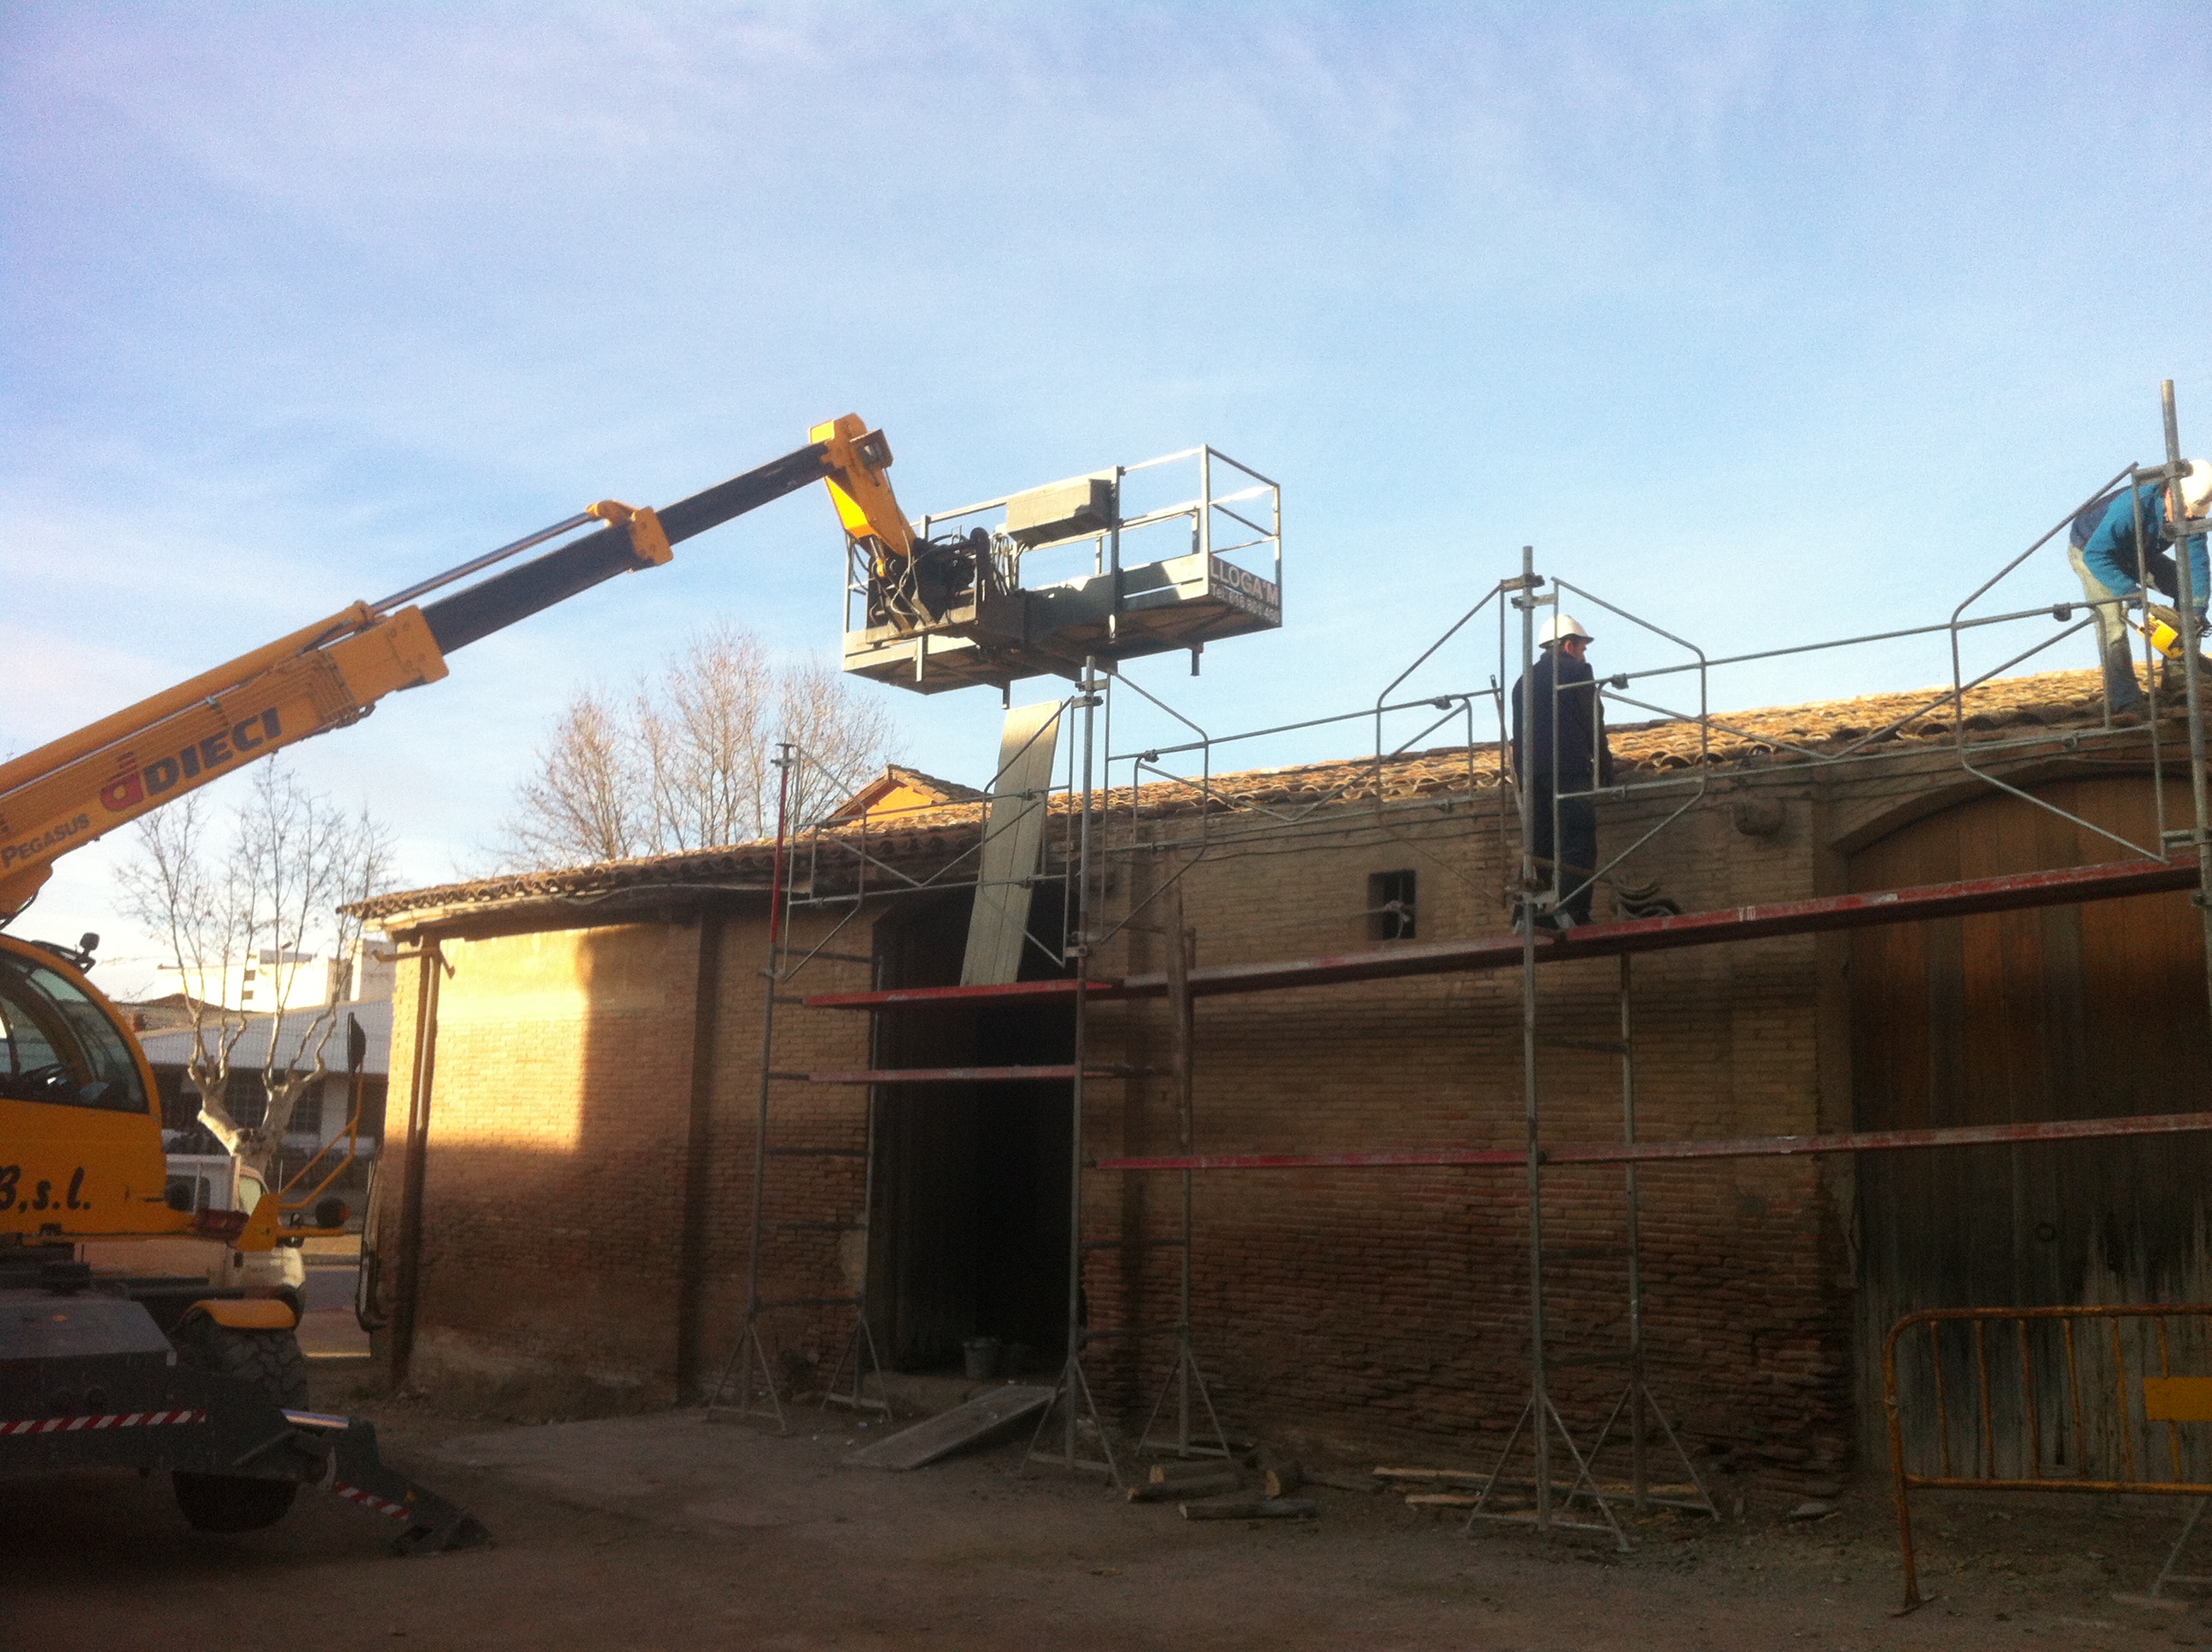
[169,1313,311,1533]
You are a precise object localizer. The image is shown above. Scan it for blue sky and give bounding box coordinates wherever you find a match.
[4,2,2209,995]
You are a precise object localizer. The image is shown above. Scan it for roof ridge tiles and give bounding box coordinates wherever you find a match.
[351,666,2119,922]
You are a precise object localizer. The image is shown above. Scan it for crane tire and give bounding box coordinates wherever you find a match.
[169,1314,310,1533]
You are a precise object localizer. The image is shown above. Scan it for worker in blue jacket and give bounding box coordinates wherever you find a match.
[1511,612,1614,928]
[2069,460,2212,716]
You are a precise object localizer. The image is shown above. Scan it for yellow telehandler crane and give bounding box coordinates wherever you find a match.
[0,416,916,1550]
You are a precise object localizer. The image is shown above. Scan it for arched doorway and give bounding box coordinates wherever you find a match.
[1849,777,2212,1393]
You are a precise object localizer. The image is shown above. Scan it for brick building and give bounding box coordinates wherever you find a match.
[354,666,2211,1486]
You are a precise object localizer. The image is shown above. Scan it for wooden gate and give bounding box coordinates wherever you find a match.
[1848,777,2212,1455]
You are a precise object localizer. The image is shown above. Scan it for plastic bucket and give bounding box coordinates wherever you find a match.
[962,1337,1003,1380]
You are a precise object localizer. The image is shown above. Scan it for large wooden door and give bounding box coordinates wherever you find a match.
[1849,778,2212,1443]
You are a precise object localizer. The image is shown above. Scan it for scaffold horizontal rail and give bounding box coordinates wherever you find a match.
[805,856,2200,1010]
[806,1064,1141,1085]
[1092,1109,2212,1173]
[804,977,1103,1010]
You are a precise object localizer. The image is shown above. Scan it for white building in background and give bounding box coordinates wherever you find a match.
[157,948,319,1013]
[154,934,396,1012]
[338,934,398,1003]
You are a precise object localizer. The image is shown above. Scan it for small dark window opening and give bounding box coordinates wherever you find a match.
[1371,870,1417,941]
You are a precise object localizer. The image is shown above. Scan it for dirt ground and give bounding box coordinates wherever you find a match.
[8,1359,2212,1652]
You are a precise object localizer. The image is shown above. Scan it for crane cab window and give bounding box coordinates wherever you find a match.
[0,951,149,1114]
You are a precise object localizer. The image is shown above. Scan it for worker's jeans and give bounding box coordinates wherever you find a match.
[2069,542,2144,656]
[2069,541,2205,712]
[1530,782,1598,925]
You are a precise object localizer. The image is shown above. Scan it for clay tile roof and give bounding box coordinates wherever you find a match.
[351,667,2119,923]
[888,764,987,803]
[824,764,988,822]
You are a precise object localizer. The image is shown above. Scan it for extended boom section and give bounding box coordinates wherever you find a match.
[0,422,916,922]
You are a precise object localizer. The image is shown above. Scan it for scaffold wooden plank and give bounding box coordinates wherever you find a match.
[805,977,1102,1009]
[807,1064,1132,1085]
[1093,1110,2212,1173]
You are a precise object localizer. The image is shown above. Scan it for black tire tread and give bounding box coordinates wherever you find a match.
[170,1314,310,1408]
[169,1312,309,1533]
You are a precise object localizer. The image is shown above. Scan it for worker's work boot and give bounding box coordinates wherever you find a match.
[2159,654,2212,701]
[2102,640,2148,719]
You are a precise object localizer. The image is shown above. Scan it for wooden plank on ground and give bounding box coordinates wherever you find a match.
[844,1385,1055,1471]
[1129,1472,1239,1503]
[1181,1496,1318,1521]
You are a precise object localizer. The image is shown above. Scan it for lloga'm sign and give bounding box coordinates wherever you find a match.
[1208,556,1281,625]
[97,709,285,814]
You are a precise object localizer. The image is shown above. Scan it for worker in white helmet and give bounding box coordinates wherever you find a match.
[2068,459,2212,718]
[1511,611,1615,928]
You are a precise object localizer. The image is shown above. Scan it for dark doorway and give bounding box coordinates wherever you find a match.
[868,887,1073,1371]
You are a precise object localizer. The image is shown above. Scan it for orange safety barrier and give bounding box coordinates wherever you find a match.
[1885,1304,2212,1608]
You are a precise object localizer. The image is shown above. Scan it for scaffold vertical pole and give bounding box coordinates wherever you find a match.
[1134,878,1231,1462]
[1069,662,1093,1469]
[1576,957,1714,1523]
[2158,381,2212,1031]
[707,742,795,1428]
[1621,951,1646,1504]
[1176,892,1196,1452]
[1031,657,1124,1483]
[1518,545,1552,1527]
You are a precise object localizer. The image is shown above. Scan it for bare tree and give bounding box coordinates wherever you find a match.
[498,624,898,869]
[778,654,902,829]
[502,689,641,866]
[117,764,396,1181]
[637,624,774,852]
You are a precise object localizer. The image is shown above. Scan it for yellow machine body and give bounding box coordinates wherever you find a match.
[0,934,277,1250]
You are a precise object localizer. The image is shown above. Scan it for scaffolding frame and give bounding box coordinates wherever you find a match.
[756,385,2212,1538]
[706,742,893,1429]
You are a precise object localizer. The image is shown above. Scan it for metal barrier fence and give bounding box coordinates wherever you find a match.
[1885,1304,2212,1608]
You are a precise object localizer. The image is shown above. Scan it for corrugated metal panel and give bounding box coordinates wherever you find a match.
[960,701,1062,987]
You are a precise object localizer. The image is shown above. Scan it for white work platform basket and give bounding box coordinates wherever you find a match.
[839,445,1282,695]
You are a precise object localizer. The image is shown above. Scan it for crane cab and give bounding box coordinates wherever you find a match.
[0,935,178,1243]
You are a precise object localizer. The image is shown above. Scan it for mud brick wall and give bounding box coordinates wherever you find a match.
[691,913,878,1394]
[375,775,1866,1476]
[379,910,872,1412]
[384,922,697,1410]
[1074,788,1852,1484]
[359,677,2188,1478]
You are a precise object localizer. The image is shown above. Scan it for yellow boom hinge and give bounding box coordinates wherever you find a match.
[586,500,672,567]
[811,415,917,579]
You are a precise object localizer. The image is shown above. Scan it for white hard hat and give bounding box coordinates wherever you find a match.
[2180,459,2212,518]
[1540,613,1592,647]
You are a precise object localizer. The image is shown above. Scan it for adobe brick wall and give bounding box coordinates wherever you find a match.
[1069,781,1851,1486]
[375,910,876,1414]
[377,749,2104,1483]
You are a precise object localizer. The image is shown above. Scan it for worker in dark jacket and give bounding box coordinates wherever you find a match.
[1511,612,1615,928]
[2069,460,2212,716]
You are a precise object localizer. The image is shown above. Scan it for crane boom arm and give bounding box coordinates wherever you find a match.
[0,420,917,922]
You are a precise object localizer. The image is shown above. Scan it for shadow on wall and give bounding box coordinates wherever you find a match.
[385,919,708,1420]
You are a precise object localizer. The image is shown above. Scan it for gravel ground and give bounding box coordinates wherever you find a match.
[5,1361,2209,1652]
